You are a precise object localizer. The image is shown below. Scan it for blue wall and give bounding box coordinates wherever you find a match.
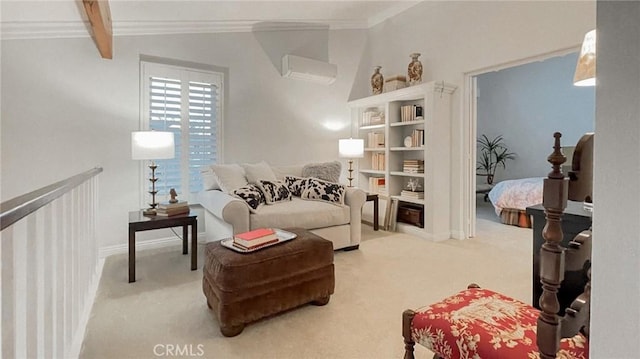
[477,52,595,181]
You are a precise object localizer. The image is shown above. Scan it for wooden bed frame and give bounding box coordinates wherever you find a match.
[500,207,532,227]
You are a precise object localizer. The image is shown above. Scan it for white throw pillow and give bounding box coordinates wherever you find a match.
[200,168,220,190]
[210,164,248,193]
[241,161,277,184]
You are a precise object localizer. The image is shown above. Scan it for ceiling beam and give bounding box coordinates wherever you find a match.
[82,0,112,59]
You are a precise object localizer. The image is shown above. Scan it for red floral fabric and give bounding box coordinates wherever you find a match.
[411,288,588,359]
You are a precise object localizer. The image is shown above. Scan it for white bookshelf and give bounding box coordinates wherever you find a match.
[348,81,456,240]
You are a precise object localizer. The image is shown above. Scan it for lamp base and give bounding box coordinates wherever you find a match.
[347,160,354,187]
[145,161,159,216]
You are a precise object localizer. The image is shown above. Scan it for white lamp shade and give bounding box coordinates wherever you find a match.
[131,131,175,160]
[573,29,596,87]
[338,138,364,158]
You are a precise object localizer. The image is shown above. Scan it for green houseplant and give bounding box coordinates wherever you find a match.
[477,134,516,184]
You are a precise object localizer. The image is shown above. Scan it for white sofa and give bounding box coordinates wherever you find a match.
[198,163,367,251]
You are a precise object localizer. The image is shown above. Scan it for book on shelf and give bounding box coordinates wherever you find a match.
[371,153,386,170]
[233,228,279,248]
[367,131,385,148]
[362,109,385,126]
[410,129,424,147]
[155,207,190,216]
[400,105,424,122]
[401,190,425,199]
[158,200,189,209]
[369,177,386,194]
[403,159,424,173]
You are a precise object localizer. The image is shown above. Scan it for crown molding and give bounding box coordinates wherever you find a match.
[1,21,92,40]
[1,19,370,40]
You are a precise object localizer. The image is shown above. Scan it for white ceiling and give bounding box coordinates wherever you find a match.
[1,1,422,39]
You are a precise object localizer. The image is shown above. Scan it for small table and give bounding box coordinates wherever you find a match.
[128,210,198,283]
[366,193,379,231]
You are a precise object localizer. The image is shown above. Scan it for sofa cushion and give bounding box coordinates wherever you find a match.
[301,178,346,205]
[242,161,277,184]
[301,161,341,183]
[251,197,350,230]
[257,179,292,204]
[284,176,310,197]
[231,184,265,212]
[211,164,248,193]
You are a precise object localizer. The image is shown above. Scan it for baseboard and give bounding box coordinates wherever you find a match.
[99,233,209,258]
[450,230,467,240]
[68,257,105,359]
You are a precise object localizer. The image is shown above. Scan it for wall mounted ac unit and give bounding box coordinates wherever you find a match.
[281,54,337,85]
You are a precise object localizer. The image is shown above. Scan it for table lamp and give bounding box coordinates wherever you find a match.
[132,131,175,215]
[338,138,364,187]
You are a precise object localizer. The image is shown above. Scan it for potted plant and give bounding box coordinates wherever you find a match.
[477,134,516,184]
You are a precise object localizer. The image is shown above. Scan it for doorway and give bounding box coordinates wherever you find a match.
[464,47,595,237]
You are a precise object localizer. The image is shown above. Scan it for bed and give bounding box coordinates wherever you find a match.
[487,177,543,227]
[486,132,594,228]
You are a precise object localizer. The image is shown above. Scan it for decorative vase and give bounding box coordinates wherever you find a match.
[371,66,384,95]
[487,174,494,185]
[407,53,423,85]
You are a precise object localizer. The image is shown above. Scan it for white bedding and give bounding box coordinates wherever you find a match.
[488,177,544,216]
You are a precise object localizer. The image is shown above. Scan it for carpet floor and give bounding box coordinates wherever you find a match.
[80,218,531,359]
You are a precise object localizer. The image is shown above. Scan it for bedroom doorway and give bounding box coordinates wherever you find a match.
[464,46,595,237]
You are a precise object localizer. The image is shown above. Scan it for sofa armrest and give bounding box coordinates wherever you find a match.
[201,190,250,234]
[345,187,366,209]
[345,187,366,248]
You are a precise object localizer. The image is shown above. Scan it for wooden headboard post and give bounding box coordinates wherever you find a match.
[537,132,569,358]
[568,133,594,202]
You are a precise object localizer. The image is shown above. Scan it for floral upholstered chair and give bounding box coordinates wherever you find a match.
[402,133,591,359]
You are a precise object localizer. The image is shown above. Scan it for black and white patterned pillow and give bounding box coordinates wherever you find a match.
[231,184,265,212]
[301,178,346,205]
[284,176,310,197]
[257,179,292,204]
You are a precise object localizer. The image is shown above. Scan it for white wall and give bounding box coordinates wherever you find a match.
[591,1,640,356]
[477,52,595,181]
[1,29,367,248]
[354,0,596,237]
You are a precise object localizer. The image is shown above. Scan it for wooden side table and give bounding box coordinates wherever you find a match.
[365,193,379,231]
[128,210,198,283]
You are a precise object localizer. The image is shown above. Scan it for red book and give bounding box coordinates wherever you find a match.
[232,238,279,251]
[233,228,278,247]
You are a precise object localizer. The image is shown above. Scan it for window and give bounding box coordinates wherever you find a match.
[141,61,223,201]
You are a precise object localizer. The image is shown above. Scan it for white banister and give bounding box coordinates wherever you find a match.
[1,167,103,359]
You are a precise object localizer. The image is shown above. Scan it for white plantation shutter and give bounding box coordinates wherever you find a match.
[148,76,183,196]
[141,62,223,202]
[188,81,218,193]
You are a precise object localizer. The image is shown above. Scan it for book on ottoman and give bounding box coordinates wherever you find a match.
[233,228,278,249]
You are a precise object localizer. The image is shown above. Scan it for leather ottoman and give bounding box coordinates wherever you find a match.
[202,227,335,337]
